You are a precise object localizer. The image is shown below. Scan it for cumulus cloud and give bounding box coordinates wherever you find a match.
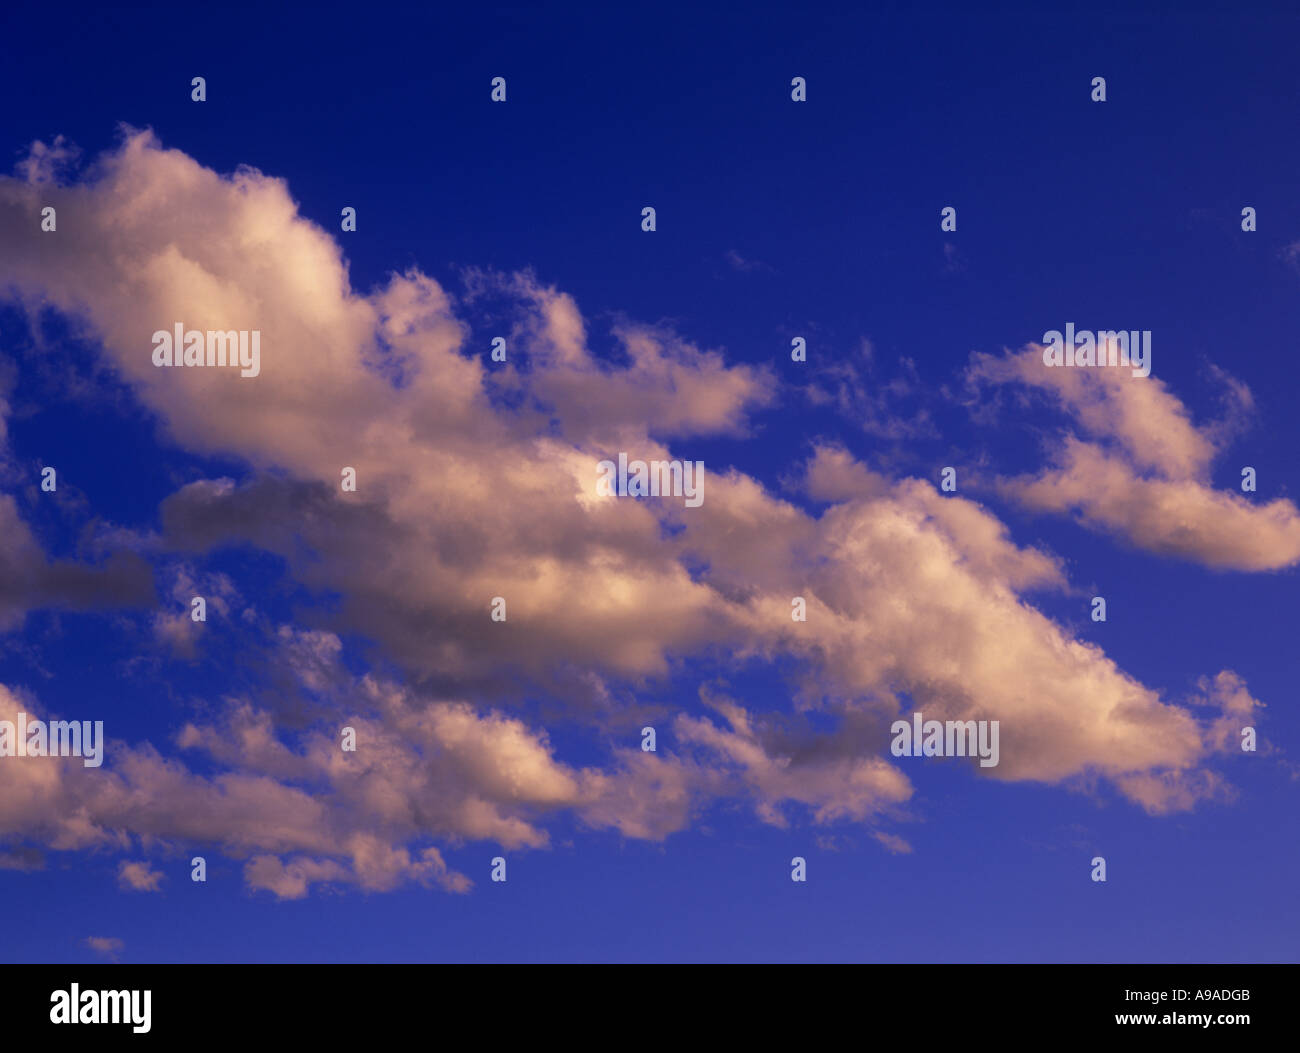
[676,688,912,826]
[0,660,704,897]
[968,346,1300,570]
[0,391,153,629]
[0,131,1275,897]
[117,860,164,891]
[0,493,154,632]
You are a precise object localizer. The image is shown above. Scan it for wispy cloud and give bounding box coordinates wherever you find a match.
[84,936,123,960]
[967,346,1300,570]
[724,248,771,273]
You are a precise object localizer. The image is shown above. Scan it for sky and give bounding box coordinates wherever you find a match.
[0,1,1297,963]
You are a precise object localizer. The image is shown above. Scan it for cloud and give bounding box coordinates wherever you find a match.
[803,339,937,440]
[15,134,80,186]
[676,688,912,826]
[724,249,771,273]
[117,860,164,891]
[148,563,238,658]
[873,831,913,854]
[1280,241,1300,275]
[0,667,701,897]
[84,936,123,960]
[0,130,1276,898]
[0,494,155,632]
[0,846,43,870]
[503,274,777,443]
[968,346,1300,570]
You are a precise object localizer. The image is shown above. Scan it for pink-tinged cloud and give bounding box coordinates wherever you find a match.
[117,860,164,891]
[84,936,123,959]
[968,347,1300,570]
[0,131,1277,898]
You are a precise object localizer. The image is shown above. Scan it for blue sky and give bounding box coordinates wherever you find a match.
[0,1,1297,962]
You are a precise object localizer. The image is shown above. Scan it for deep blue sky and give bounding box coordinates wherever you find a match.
[1,1,1297,962]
